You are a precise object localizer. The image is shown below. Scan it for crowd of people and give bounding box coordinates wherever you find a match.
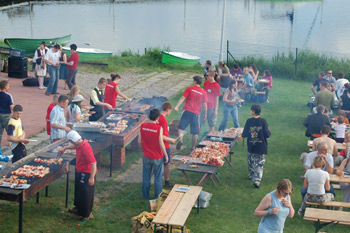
[299,69,350,217]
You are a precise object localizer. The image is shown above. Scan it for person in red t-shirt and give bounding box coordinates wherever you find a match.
[46,94,58,135]
[104,73,130,110]
[58,130,97,220]
[157,102,179,188]
[64,44,79,90]
[138,109,168,199]
[202,70,221,133]
[175,75,208,150]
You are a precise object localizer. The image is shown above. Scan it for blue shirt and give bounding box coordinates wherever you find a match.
[50,105,67,141]
[258,191,290,233]
[0,91,14,114]
[244,73,254,87]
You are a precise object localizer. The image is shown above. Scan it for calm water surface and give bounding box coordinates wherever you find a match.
[0,0,349,63]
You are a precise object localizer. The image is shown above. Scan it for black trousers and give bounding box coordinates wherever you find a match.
[12,143,27,163]
[75,172,95,217]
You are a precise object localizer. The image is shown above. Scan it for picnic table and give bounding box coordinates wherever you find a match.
[307,140,346,151]
[304,208,350,232]
[153,184,202,233]
[329,174,350,183]
[257,79,270,84]
[177,163,220,186]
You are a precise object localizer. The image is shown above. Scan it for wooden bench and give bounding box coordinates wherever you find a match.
[153,184,202,232]
[305,201,350,209]
[304,208,350,232]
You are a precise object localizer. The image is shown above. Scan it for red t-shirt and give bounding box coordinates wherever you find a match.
[140,122,163,159]
[67,52,79,70]
[46,103,56,135]
[204,80,221,110]
[104,81,118,109]
[183,86,208,115]
[75,139,97,173]
[157,114,170,149]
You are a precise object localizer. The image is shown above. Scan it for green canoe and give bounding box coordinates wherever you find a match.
[63,47,113,62]
[162,51,200,66]
[4,34,71,56]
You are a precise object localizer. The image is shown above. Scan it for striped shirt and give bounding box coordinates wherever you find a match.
[50,105,67,141]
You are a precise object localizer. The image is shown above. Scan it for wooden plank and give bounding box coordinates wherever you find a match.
[305,201,350,208]
[304,217,350,226]
[304,208,350,223]
[168,186,202,227]
[330,174,350,183]
[152,184,185,225]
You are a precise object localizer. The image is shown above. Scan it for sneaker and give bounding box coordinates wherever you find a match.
[39,86,46,90]
[266,99,269,103]
[80,212,94,221]
[297,208,304,216]
[176,141,183,150]
[253,182,260,189]
[68,207,78,215]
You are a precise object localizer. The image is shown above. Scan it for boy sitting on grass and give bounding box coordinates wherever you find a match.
[7,105,29,163]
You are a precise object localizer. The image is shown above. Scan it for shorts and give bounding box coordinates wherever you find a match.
[200,108,217,128]
[164,148,171,165]
[178,110,200,135]
[12,143,27,163]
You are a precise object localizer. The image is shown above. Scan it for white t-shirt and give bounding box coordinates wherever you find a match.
[335,78,349,98]
[44,48,60,65]
[304,151,334,171]
[68,104,81,123]
[305,169,329,195]
[334,124,346,139]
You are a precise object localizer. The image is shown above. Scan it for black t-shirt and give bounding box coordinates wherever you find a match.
[341,90,350,111]
[242,117,271,155]
[313,78,329,92]
[303,113,330,137]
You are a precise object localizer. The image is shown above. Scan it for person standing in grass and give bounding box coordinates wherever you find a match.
[174,75,208,150]
[254,179,294,233]
[157,102,178,188]
[242,104,271,188]
[218,80,240,130]
[138,109,168,199]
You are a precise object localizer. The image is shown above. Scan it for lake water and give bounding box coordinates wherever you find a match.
[0,0,349,63]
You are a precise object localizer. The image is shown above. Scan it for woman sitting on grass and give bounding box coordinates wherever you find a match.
[254,179,294,233]
[298,156,334,216]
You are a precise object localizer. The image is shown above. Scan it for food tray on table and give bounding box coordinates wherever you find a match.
[206,128,243,139]
[100,112,141,135]
[47,141,76,155]
[173,155,223,167]
[116,96,168,115]
[0,156,68,188]
[73,122,106,132]
[198,138,233,148]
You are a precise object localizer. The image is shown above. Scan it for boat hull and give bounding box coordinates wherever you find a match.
[63,48,112,62]
[161,51,200,66]
[4,34,71,56]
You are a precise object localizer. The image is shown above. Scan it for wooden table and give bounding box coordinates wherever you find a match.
[304,208,350,232]
[177,163,220,186]
[257,79,270,84]
[329,174,350,183]
[307,140,346,151]
[153,184,202,232]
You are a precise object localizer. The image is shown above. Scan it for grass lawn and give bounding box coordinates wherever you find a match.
[0,77,348,233]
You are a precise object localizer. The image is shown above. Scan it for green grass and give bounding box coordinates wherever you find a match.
[0,78,348,233]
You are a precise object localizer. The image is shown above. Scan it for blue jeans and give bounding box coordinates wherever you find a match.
[46,65,59,94]
[300,183,335,200]
[218,104,239,131]
[142,156,164,199]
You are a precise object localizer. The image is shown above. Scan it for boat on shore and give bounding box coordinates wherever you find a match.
[161,51,200,66]
[62,47,113,62]
[4,34,71,56]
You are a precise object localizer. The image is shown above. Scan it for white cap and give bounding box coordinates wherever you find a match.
[72,94,85,103]
[67,130,82,142]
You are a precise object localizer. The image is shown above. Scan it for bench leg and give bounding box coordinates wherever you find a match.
[36,192,39,204]
[181,171,193,186]
[45,186,49,197]
[197,198,200,214]
[314,220,338,233]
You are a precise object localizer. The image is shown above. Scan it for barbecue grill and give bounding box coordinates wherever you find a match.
[116,96,168,115]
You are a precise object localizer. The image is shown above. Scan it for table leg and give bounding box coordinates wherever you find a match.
[153,224,157,233]
[45,186,49,197]
[209,175,217,186]
[65,171,70,208]
[224,157,232,167]
[197,174,210,186]
[19,192,23,233]
[181,170,193,186]
[197,198,200,214]
[229,151,234,162]
[110,145,113,177]
[36,192,39,204]
[213,173,221,184]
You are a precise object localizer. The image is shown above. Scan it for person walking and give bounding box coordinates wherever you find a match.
[65,44,79,90]
[242,104,271,188]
